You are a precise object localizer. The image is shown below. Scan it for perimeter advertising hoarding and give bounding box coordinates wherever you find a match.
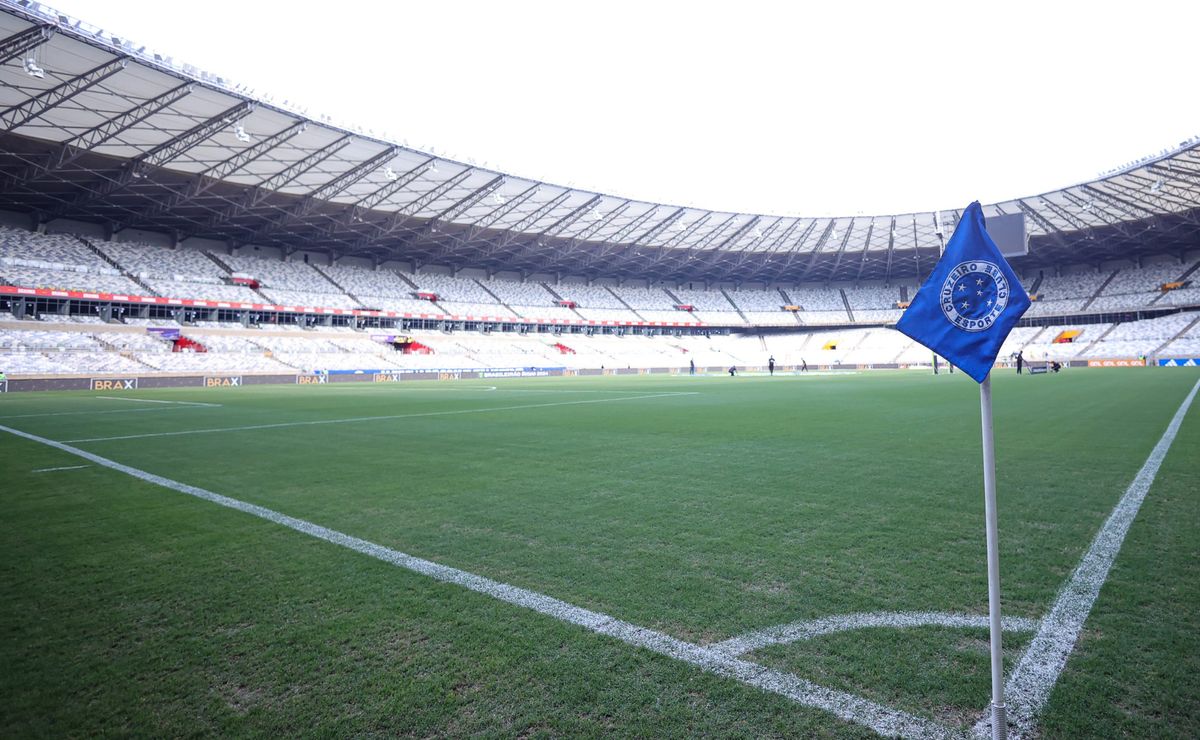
[1158,358,1199,367]
[204,376,242,387]
[91,378,138,390]
[1087,359,1147,367]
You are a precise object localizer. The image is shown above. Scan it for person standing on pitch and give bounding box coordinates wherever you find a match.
[1016,350,1024,374]
[933,353,940,375]
[800,358,808,372]
[768,355,775,376]
[689,358,695,375]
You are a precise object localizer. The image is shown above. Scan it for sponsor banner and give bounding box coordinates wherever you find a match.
[204,376,242,387]
[296,375,327,384]
[1087,359,1147,368]
[1028,366,1049,374]
[91,377,138,390]
[373,373,402,382]
[371,367,565,377]
[438,372,462,381]
[1158,358,1200,367]
[479,369,550,378]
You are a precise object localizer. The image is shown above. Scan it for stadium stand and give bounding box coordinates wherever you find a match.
[1088,262,1196,312]
[1081,313,1197,359]
[1024,271,1108,316]
[3,224,1199,380]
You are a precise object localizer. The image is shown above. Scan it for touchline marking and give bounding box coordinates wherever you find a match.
[973,377,1200,739]
[0,422,951,740]
[31,464,90,473]
[61,392,700,444]
[0,406,195,420]
[713,611,1040,657]
[95,396,221,407]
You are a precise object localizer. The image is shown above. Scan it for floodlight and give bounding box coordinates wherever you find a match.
[24,58,45,78]
[234,125,250,143]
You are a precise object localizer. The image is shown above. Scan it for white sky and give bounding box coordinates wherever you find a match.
[39,0,1200,217]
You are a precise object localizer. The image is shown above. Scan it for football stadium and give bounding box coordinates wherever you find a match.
[1,2,1198,737]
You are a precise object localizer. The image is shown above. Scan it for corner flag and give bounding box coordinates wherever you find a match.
[896,202,1030,383]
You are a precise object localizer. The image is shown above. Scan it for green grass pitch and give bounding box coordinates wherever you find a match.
[1,368,1197,737]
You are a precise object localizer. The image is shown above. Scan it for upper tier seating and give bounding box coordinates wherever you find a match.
[143,279,261,303]
[790,287,845,311]
[844,286,902,310]
[1088,263,1192,312]
[221,253,343,293]
[0,227,105,267]
[610,286,676,309]
[101,241,226,281]
[725,287,786,312]
[409,272,496,304]
[669,288,736,313]
[552,283,626,309]
[483,279,558,307]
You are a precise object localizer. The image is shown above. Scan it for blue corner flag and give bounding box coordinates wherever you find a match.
[896,202,1030,383]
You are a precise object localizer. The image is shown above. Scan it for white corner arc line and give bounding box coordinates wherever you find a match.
[0,421,950,739]
[975,377,1200,739]
[95,396,221,407]
[61,392,698,444]
[31,464,90,473]
[713,611,1041,657]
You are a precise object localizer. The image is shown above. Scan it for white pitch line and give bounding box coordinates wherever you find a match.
[0,422,950,740]
[61,392,700,444]
[713,611,1041,657]
[31,464,90,473]
[95,396,221,407]
[974,377,1200,739]
[0,406,195,420]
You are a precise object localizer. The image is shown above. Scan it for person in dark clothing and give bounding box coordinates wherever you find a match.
[1016,350,1024,374]
[800,358,808,372]
[932,354,940,375]
[728,366,736,377]
[768,356,775,376]
[689,358,695,375]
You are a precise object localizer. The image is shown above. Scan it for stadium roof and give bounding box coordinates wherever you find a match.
[2,0,1199,285]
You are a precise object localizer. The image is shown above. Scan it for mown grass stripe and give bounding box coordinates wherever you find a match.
[0,421,950,739]
[60,392,699,443]
[976,377,1200,738]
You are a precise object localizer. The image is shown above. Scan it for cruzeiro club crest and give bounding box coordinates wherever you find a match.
[940,261,1009,332]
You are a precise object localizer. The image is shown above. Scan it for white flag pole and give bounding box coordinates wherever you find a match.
[979,372,1007,739]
